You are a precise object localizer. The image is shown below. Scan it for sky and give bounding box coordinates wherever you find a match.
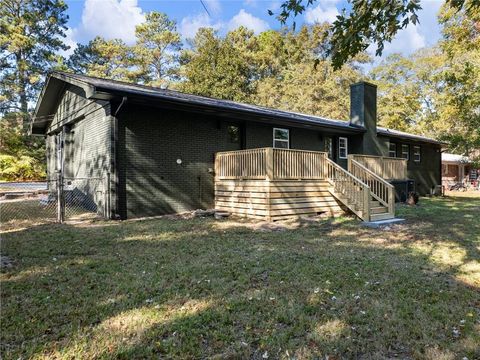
[63,0,445,62]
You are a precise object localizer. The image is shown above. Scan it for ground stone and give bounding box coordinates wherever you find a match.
[0,256,14,269]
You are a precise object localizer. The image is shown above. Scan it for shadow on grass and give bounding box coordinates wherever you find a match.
[1,196,479,359]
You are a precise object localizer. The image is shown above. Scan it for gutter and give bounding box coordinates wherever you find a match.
[111,96,127,220]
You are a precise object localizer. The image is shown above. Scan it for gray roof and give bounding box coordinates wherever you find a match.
[377,127,445,145]
[442,153,471,163]
[32,71,445,145]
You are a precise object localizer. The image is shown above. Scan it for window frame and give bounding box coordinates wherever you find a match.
[413,145,421,162]
[401,144,410,161]
[273,128,290,149]
[338,137,348,159]
[389,142,397,158]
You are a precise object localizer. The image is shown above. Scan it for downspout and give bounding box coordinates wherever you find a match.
[111,96,127,220]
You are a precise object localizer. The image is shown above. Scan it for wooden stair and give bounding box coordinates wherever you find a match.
[325,158,395,222]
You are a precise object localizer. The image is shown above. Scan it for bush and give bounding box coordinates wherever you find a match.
[0,154,46,181]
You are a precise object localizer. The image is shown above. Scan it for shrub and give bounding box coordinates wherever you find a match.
[0,154,46,181]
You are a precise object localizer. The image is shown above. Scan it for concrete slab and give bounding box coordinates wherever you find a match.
[362,218,405,228]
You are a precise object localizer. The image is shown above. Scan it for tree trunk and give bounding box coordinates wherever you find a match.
[16,51,29,132]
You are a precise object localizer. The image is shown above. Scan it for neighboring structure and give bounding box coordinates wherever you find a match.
[442,153,479,189]
[31,72,444,221]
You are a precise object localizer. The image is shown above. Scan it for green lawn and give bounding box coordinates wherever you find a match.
[1,195,479,359]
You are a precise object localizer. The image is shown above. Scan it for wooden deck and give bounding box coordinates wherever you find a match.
[348,154,407,180]
[215,148,396,222]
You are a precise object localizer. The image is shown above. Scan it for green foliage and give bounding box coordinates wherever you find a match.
[0,0,69,123]
[272,0,478,69]
[134,11,182,87]
[0,154,46,181]
[0,114,46,180]
[371,50,443,132]
[437,0,480,158]
[68,37,141,82]
[253,24,368,119]
[68,11,182,87]
[0,0,66,180]
[179,24,368,118]
[179,28,254,102]
[370,1,479,157]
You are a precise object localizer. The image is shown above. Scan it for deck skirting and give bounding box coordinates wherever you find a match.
[214,179,346,221]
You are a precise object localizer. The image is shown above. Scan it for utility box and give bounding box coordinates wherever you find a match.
[390,179,416,202]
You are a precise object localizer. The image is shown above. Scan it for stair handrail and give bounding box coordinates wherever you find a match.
[348,158,395,216]
[324,157,371,221]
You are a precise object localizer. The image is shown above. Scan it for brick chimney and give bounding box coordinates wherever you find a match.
[350,82,381,155]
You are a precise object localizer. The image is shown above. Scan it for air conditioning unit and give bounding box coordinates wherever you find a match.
[389,179,416,202]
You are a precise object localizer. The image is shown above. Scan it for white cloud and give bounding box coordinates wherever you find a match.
[203,0,222,15]
[382,24,426,55]
[304,2,339,24]
[368,1,440,62]
[243,0,258,7]
[179,13,222,39]
[76,0,145,44]
[59,28,78,57]
[227,9,269,33]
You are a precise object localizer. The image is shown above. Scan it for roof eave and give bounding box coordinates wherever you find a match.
[92,86,366,134]
[30,72,97,135]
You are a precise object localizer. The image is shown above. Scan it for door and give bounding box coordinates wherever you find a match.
[225,122,244,150]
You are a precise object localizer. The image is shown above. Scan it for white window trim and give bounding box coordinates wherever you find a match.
[389,142,397,158]
[339,137,348,159]
[273,128,289,149]
[413,146,421,162]
[401,144,409,161]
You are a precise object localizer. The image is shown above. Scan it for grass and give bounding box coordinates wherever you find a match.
[1,194,479,359]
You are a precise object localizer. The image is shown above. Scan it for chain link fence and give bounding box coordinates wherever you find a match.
[0,176,108,230]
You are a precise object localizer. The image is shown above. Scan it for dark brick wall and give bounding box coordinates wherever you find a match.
[118,107,243,218]
[381,136,441,195]
[118,105,356,218]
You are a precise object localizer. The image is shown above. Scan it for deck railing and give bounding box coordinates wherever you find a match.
[215,148,327,180]
[348,158,395,216]
[325,158,371,220]
[214,148,267,179]
[348,154,407,180]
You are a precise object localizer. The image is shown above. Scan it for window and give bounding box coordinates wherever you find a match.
[413,146,421,162]
[273,128,289,149]
[325,137,333,159]
[339,137,348,159]
[401,144,409,160]
[389,142,397,157]
[227,125,240,144]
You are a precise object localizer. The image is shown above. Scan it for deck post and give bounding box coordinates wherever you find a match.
[388,185,395,216]
[363,185,370,222]
[266,147,274,181]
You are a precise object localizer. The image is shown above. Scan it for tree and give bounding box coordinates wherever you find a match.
[272,0,479,69]
[370,52,437,132]
[134,11,182,87]
[436,0,480,158]
[179,28,253,102]
[368,1,479,159]
[0,0,69,126]
[253,25,368,119]
[68,36,141,82]
[0,0,69,180]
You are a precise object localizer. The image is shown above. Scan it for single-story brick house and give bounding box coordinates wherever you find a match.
[442,153,479,189]
[31,72,444,220]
